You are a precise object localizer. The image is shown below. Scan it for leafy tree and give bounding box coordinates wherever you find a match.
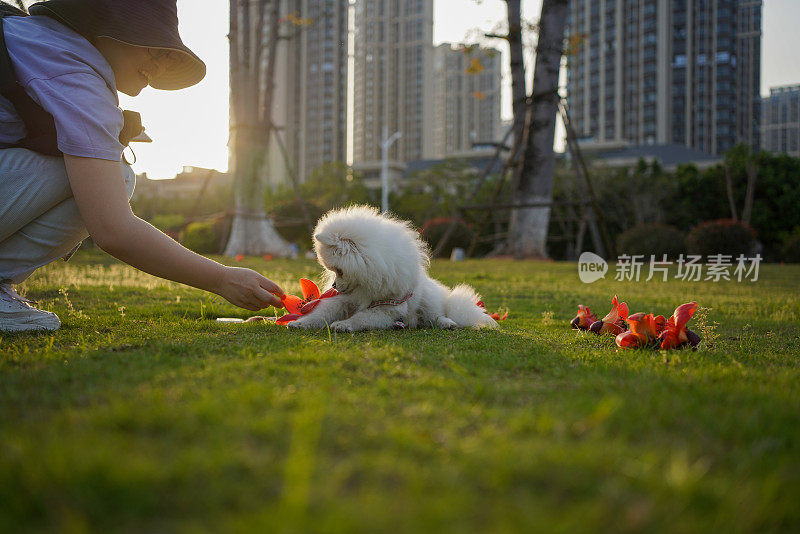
[391,159,499,228]
[265,162,373,213]
[301,162,372,211]
[224,1,301,257]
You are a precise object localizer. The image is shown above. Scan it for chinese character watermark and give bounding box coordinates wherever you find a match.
[579,253,761,283]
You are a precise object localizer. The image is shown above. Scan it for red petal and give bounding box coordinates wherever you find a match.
[601,295,621,323]
[476,300,486,309]
[574,305,598,328]
[654,315,666,333]
[319,287,339,299]
[659,330,681,350]
[281,294,303,314]
[299,299,321,314]
[616,331,640,348]
[599,322,625,336]
[644,314,659,338]
[299,278,320,300]
[627,312,658,341]
[673,302,698,331]
[276,313,302,325]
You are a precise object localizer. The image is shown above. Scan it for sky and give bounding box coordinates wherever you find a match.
[121,0,800,180]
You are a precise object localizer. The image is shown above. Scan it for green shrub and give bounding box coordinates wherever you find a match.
[182,220,222,254]
[687,219,756,257]
[420,217,474,258]
[269,200,324,249]
[616,223,686,259]
[149,213,185,232]
[781,232,800,263]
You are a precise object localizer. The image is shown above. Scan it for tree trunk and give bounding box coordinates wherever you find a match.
[224,0,291,257]
[742,159,757,226]
[505,0,568,259]
[723,163,739,221]
[505,0,527,145]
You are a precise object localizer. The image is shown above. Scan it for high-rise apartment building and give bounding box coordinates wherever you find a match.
[761,85,800,158]
[352,0,435,164]
[566,0,762,155]
[271,0,350,182]
[431,44,502,157]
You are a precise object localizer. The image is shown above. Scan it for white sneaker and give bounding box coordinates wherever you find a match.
[0,283,61,332]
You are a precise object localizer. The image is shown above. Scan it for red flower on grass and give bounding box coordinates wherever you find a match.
[615,302,698,350]
[476,300,509,321]
[589,295,629,336]
[570,305,598,330]
[276,278,338,325]
[657,301,700,350]
[615,312,661,349]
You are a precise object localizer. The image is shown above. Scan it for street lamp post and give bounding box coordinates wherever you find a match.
[380,126,402,214]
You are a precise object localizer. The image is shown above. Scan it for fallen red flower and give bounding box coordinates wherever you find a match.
[658,301,700,350]
[589,295,629,336]
[477,300,509,321]
[615,305,701,351]
[277,278,338,325]
[488,310,509,321]
[571,305,598,330]
[615,312,661,349]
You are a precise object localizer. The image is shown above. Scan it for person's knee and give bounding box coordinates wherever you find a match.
[122,163,136,200]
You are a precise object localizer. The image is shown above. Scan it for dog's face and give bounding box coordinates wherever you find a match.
[312,206,430,297]
[313,232,360,294]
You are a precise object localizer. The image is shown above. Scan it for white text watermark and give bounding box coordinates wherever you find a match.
[578,253,762,283]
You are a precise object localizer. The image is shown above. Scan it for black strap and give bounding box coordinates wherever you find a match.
[0,9,61,155]
[0,8,143,157]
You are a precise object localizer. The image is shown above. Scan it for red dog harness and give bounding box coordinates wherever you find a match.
[367,293,413,309]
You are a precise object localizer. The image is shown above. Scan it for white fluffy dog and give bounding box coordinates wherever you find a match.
[289,205,497,332]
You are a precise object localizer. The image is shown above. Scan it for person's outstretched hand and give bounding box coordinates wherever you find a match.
[216,266,285,311]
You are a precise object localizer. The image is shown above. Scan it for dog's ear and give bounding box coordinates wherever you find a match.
[314,232,337,246]
[315,232,357,255]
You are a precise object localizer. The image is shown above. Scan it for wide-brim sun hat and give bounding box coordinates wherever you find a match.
[28,0,206,90]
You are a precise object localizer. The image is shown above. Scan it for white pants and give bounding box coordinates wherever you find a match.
[0,148,135,284]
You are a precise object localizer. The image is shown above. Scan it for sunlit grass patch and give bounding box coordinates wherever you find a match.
[1,250,799,532]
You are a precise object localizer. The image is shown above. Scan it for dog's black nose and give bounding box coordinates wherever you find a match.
[332,281,337,289]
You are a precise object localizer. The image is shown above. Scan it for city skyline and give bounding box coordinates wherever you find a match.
[566,0,761,155]
[120,0,800,180]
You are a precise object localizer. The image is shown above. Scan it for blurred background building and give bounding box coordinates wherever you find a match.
[352,0,435,165]
[566,0,762,156]
[268,0,350,188]
[761,84,800,158]
[431,44,503,158]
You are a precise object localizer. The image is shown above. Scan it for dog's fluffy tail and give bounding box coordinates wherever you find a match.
[445,284,498,329]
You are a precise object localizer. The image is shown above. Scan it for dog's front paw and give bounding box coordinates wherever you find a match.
[289,316,323,329]
[435,316,458,329]
[331,320,355,333]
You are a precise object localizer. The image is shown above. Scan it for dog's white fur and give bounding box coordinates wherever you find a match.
[289,205,497,332]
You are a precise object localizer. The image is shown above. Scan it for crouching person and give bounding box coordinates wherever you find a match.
[0,0,284,333]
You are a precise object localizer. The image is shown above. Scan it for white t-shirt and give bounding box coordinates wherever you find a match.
[0,14,124,161]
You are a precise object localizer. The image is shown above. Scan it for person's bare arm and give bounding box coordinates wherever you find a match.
[64,155,283,311]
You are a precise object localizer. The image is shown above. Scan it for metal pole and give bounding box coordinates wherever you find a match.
[380,126,402,213]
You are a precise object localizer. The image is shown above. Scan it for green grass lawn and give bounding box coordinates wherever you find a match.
[1,250,799,533]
